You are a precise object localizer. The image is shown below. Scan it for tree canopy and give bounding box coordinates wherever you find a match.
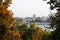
[48,0,60,40]
[0,0,21,40]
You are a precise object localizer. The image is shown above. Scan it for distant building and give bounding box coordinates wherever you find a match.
[23,14,36,24]
[15,15,50,25]
[32,14,36,20]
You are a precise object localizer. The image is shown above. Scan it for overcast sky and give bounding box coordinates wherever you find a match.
[9,0,56,17]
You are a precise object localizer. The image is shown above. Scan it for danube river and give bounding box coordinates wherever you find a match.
[36,22,50,31]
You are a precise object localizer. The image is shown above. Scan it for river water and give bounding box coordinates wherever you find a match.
[36,22,50,31]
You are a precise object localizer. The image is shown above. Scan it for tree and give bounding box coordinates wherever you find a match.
[27,26,35,35]
[50,12,60,40]
[18,24,28,31]
[29,23,43,40]
[41,31,52,40]
[19,24,35,40]
[30,22,36,29]
[48,0,60,40]
[23,27,35,40]
[0,0,21,40]
[47,0,60,10]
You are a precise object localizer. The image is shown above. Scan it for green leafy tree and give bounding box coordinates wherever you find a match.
[18,24,28,31]
[20,24,35,40]
[27,27,35,35]
[48,0,60,40]
[41,31,52,40]
[50,12,60,40]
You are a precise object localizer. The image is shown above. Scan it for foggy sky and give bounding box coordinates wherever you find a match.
[9,0,55,17]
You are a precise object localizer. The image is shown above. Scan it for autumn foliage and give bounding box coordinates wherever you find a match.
[0,0,21,40]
